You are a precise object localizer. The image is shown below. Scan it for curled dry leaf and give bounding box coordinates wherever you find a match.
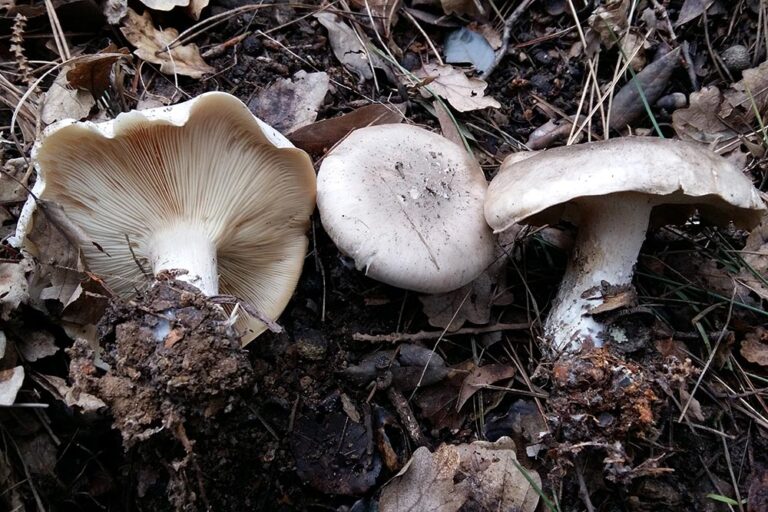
[350,0,401,38]
[456,363,516,410]
[315,12,384,82]
[33,372,106,412]
[415,63,501,112]
[139,0,187,11]
[588,0,629,48]
[0,260,31,319]
[120,8,214,78]
[379,437,540,512]
[66,45,131,100]
[249,70,330,134]
[609,47,680,130]
[288,103,405,155]
[740,327,768,367]
[42,66,95,125]
[674,60,768,144]
[0,366,24,406]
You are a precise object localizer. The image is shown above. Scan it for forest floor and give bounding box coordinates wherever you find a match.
[1,0,768,511]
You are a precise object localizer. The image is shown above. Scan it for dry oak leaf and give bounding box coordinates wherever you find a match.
[415,63,500,112]
[741,328,768,367]
[120,8,214,78]
[379,437,539,512]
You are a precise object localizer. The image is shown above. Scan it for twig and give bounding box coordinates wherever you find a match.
[352,322,530,343]
[481,0,536,80]
[387,387,428,447]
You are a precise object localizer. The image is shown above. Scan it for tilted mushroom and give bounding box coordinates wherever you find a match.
[317,124,495,293]
[17,92,316,344]
[485,137,766,354]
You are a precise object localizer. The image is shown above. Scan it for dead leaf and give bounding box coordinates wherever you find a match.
[350,0,401,38]
[249,71,330,134]
[609,47,680,130]
[440,0,482,17]
[678,387,706,422]
[419,272,492,331]
[25,201,86,311]
[741,327,768,366]
[674,60,768,144]
[588,0,629,48]
[672,86,733,143]
[288,103,405,155]
[0,260,30,319]
[103,0,127,24]
[66,45,130,100]
[33,372,106,411]
[315,12,379,81]
[433,99,463,146]
[17,329,58,362]
[674,0,715,27]
[379,438,540,512]
[457,363,516,410]
[415,63,500,112]
[0,366,24,406]
[120,8,215,78]
[42,66,95,125]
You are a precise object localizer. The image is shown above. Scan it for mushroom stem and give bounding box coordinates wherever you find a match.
[148,223,219,295]
[545,195,653,353]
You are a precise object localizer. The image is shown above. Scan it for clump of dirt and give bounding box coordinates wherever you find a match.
[548,348,661,443]
[69,278,254,510]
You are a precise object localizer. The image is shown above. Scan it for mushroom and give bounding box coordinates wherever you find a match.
[317,124,495,293]
[18,92,316,344]
[484,137,766,354]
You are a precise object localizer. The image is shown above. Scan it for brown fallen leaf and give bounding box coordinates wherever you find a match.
[120,8,214,78]
[674,59,768,144]
[588,0,629,48]
[456,363,516,410]
[288,103,405,155]
[350,0,401,38]
[415,63,501,112]
[740,327,768,367]
[66,45,130,100]
[379,438,540,512]
[32,372,106,412]
[440,0,482,17]
[249,71,330,134]
[609,47,680,130]
[42,66,95,125]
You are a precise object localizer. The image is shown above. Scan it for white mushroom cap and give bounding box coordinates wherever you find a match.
[21,92,316,344]
[485,137,766,354]
[317,124,495,294]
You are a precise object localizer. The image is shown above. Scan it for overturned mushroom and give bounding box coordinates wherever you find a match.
[485,137,766,354]
[17,92,316,344]
[317,124,495,293]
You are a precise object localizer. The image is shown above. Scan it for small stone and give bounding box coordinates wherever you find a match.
[721,45,751,72]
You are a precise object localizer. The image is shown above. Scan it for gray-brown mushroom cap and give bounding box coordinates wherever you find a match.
[484,137,766,354]
[317,124,495,294]
[485,136,765,232]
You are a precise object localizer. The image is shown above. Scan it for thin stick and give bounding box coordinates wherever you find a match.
[352,322,530,343]
[482,0,536,79]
